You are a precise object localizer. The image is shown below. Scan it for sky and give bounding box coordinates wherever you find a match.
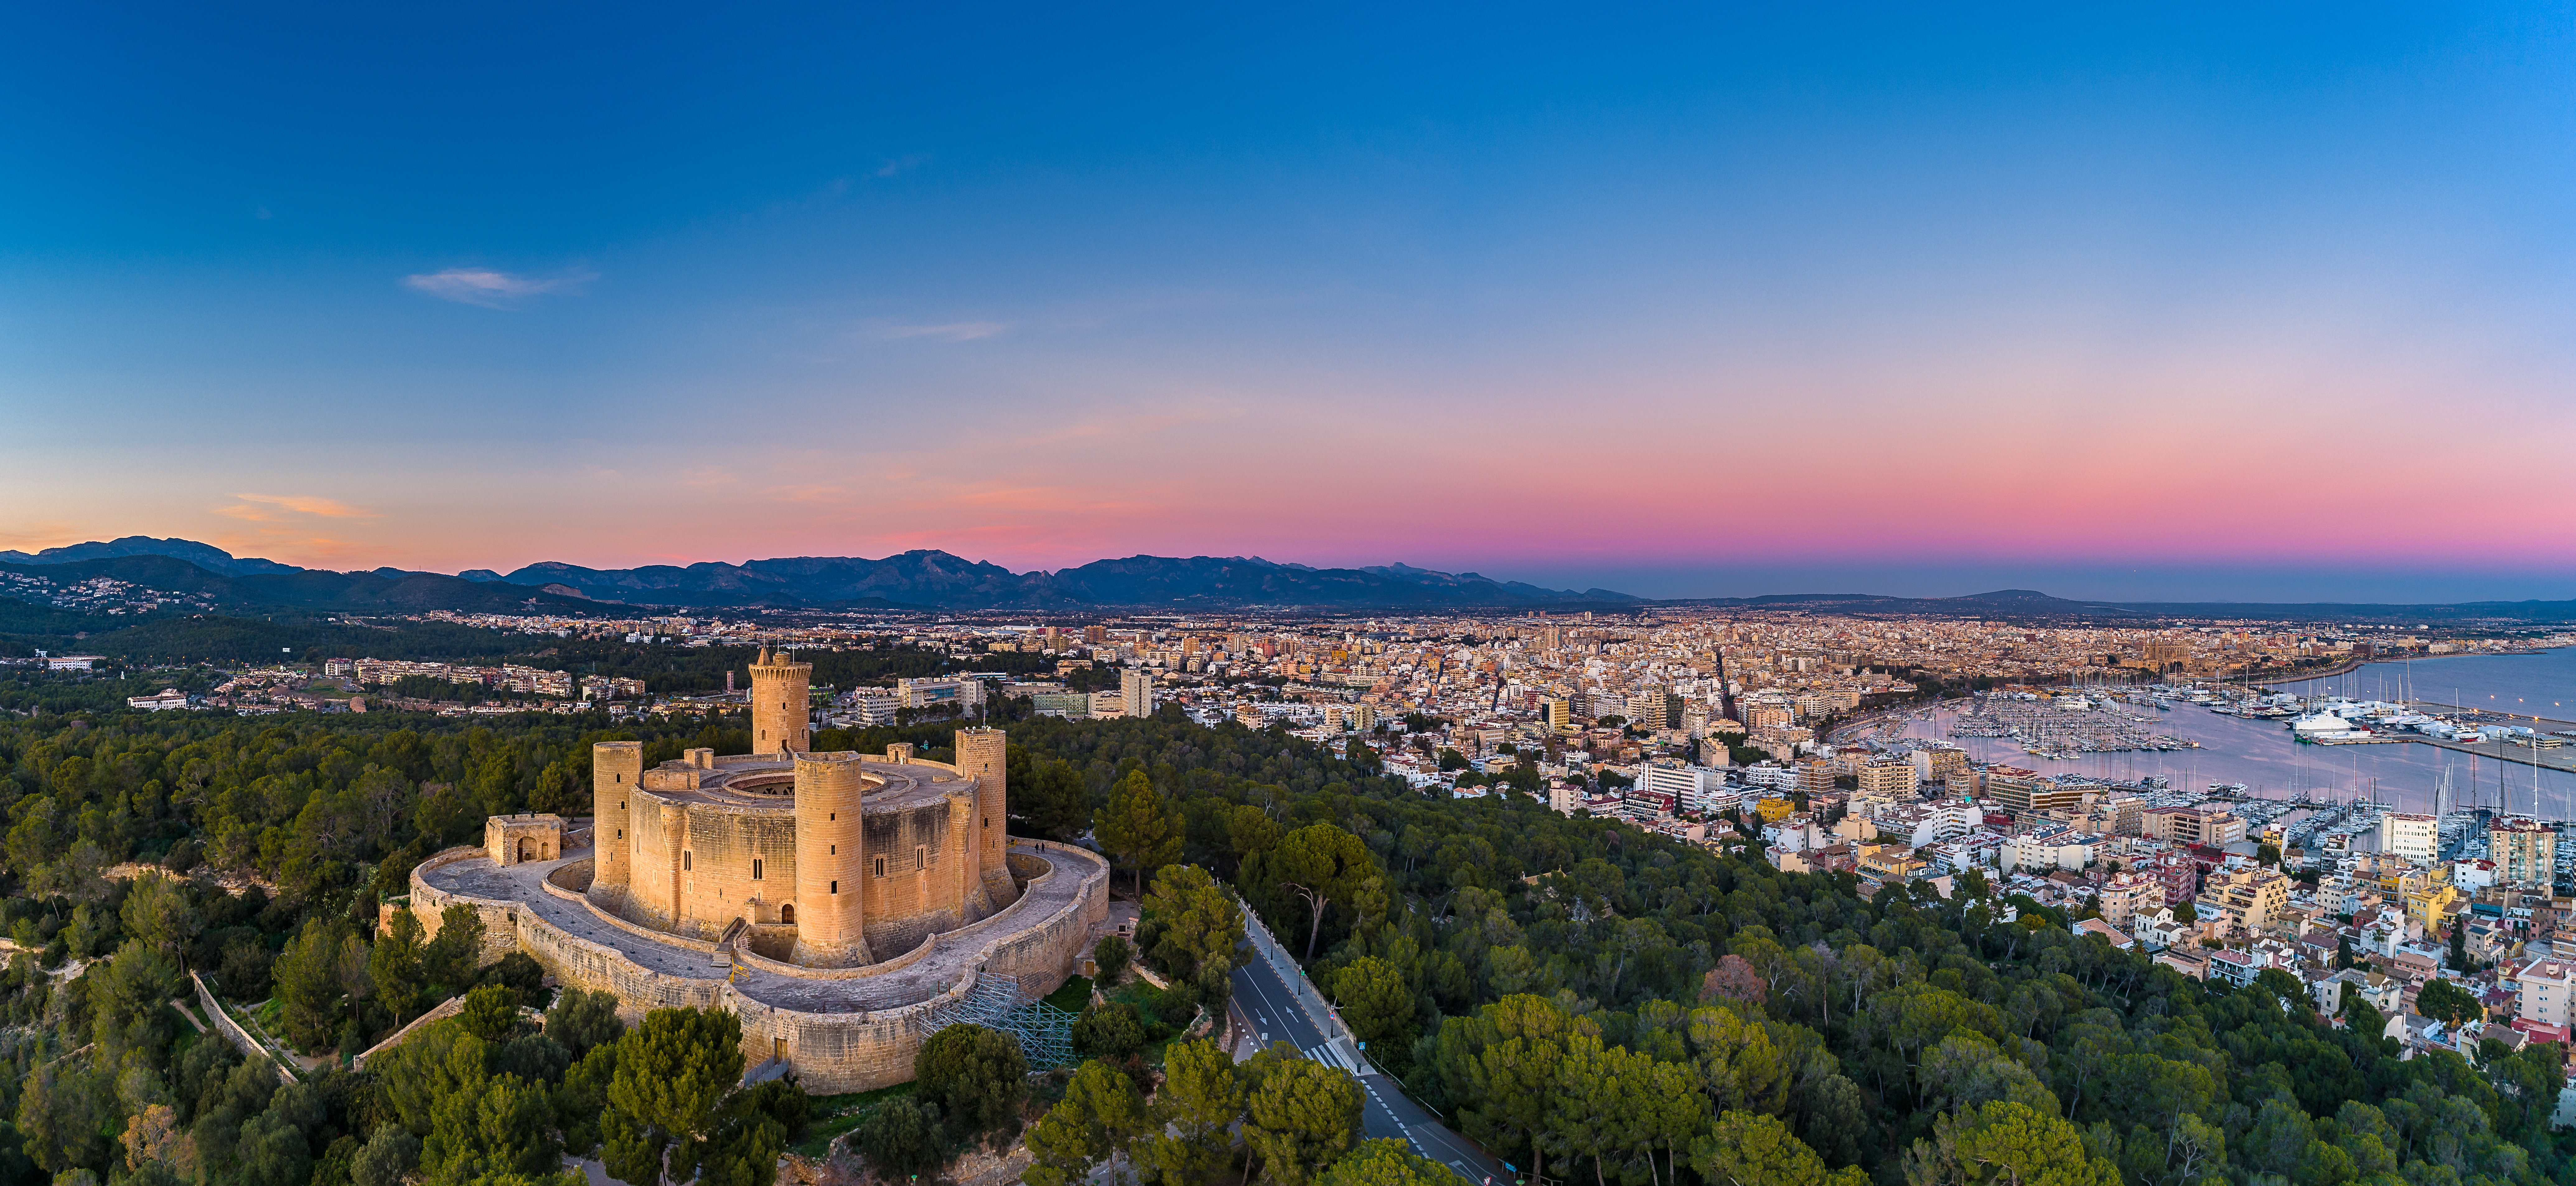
[4,4,2574,602]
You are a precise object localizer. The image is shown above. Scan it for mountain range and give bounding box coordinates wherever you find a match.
[5,537,2573,621]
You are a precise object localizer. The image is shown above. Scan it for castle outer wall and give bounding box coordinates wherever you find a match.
[412,836,1109,1092]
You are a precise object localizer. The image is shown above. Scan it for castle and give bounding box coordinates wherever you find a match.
[410,651,1109,1090]
[587,648,1021,966]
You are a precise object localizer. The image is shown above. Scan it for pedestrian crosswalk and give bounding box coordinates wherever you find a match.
[1303,1039,1360,1072]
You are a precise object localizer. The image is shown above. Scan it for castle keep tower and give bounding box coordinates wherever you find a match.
[791,750,871,966]
[591,741,642,894]
[954,727,1017,911]
[749,647,812,754]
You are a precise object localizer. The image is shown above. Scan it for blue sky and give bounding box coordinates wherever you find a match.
[4,4,2573,600]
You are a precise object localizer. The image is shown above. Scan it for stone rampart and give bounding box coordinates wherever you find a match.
[415,839,1109,1093]
[412,848,525,966]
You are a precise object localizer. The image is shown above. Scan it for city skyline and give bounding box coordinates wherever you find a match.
[8,6,2576,602]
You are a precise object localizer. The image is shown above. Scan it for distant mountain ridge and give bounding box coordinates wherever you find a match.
[0,535,299,575]
[479,551,1643,610]
[7,537,2572,619]
[0,553,600,614]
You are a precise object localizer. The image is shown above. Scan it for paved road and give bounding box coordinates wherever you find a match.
[1230,956,1508,1186]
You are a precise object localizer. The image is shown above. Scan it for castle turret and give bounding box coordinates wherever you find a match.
[749,647,812,755]
[591,741,642,894]
[954,727,1017,913]
[791,750,871,966]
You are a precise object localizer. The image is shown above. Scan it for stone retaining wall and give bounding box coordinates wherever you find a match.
[413,839,1111,1093]
[191,971,295,1084]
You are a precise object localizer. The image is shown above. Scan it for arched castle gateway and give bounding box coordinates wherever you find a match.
[408,652,1109,1091]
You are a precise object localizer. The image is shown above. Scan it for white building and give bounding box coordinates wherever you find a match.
[1638,764,1734,817]
[2378,813,2438,862]
[1121,668,1156,718]
[2514,959,2573,1028]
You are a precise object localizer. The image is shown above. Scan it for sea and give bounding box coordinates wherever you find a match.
[1890,647,2576,822]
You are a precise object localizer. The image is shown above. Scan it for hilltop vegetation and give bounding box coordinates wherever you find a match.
[0,694,2559,1186]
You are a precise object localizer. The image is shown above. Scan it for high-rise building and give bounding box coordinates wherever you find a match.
[1083,624,1107,645]
[2491,820,2558,888]
[1540,697,1572,732]
[1626,688,1674,730]
[1120,668,1155,719]
[2378,813,2438,862]
[1857,759,1918,798]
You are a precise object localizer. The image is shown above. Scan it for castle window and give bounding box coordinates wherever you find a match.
[829,812,835,821]
[983,817,990,828]
[752,859,763,880]
[829,844,836,855]
[617,829,623,839]
[830,880,838,894]
[874,858,885,877]
[915,846,925,871]
[683,851,692,871]
[781,904,795,923]
[615,773,623,783]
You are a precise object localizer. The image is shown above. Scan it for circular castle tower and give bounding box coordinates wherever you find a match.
[749,647,810,754]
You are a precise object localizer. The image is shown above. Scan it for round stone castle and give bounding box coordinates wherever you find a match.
[409,651,1109,1091]
[588,648,1022,967]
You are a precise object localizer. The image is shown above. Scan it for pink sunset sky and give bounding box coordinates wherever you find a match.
[6,7,2574,602]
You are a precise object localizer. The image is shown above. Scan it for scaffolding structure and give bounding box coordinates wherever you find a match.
[920,972,1078,1068]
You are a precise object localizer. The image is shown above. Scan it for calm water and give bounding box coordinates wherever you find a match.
[1897,689,2576,822]
[2269,646,2576,724]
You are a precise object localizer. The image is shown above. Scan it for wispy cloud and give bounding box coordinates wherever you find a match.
[874,154,930,178]
[872,320,1006,342]
[402,267,595,308]
[215,493,377,522]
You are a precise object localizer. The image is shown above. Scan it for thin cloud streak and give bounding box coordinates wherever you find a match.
[215,493,377,521]
[401,267,596,308]
[871,321,1005,342]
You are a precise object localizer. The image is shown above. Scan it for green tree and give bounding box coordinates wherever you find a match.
[854,1098,941,1181]
[1092,934,1131,986]
[1095,770,1186,897]
[1689,1111,1864,1186]
[545,987,626,1059]
[555,1044,621,1156]
[1248,824,1384,962]
[1319,1138,1445,1186]
[1012,757,1092,842]
[421,904,487,992]
[1139,863,1244,982]
[457,984,522,1042]
[1023,1060,1149,1186]
[914,1024,1028,1140]
[600,1007,747,1186]
[424,1070,560,1186]
[351,1129,421,1186]
[371,908,427,1025]
[1332,957,1415,1062]
[119,872,199,953]
[1901,1101,2120,1186]
[2414,977,2481,1025]
[1137,1039,1245,1185]
[1072,1001,1147,1060]
[1243,1053,1364,1186]
[273,918,347,1050]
